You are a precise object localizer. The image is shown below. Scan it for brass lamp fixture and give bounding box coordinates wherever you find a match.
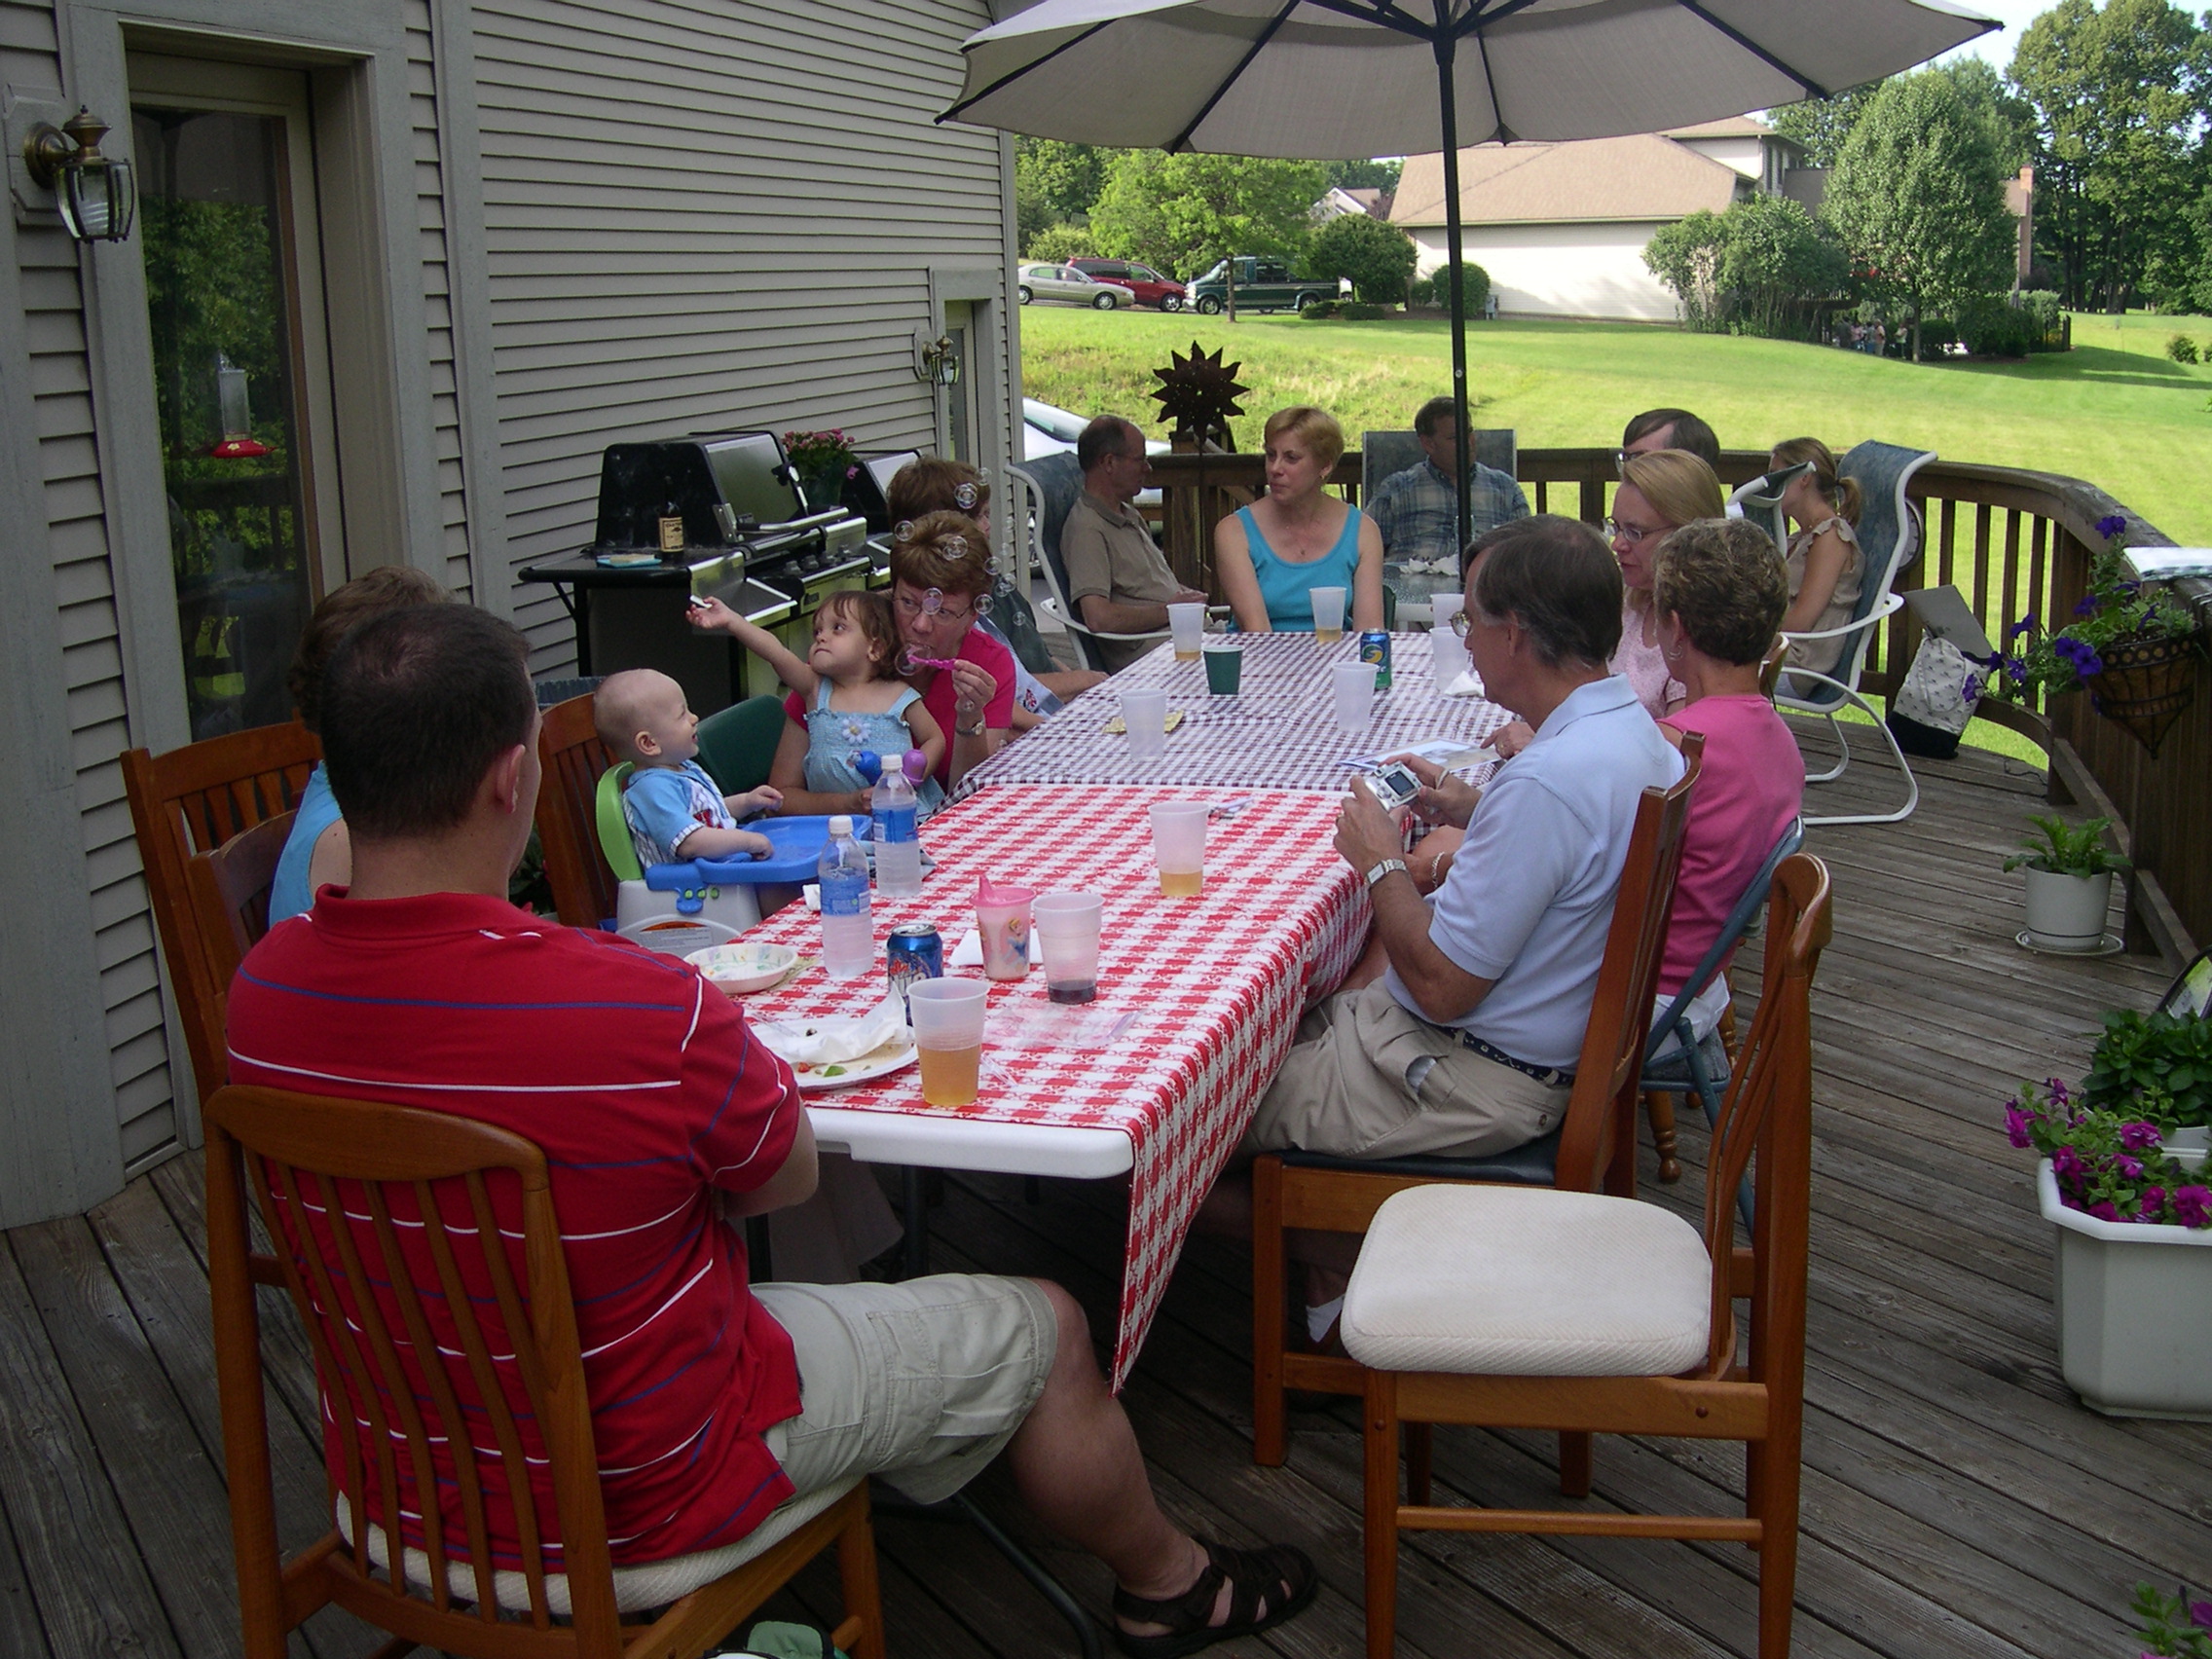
[914,332,960,387]
[22,105,136,242]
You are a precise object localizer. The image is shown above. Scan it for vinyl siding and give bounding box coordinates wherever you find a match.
[7,0,182,1171]
[468,0,1013,665]
[407,0,475,599]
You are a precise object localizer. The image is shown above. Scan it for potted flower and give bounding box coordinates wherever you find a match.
[782,428,858,514]
[1994,515,2202,756]
[2082,1007,2212,1154]
[2126,1583,2212,1656]
[2002,813,2127,951]
[2005,1076,2212,1419]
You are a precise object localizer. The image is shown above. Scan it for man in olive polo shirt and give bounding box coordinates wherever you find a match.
[1061,416,1208,672]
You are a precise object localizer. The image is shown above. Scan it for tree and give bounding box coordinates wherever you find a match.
[1643,198,1845,337]
[1768,84,1882,167]
[1306,212,1418,303]
[2009,0,2209,309]
[1322,159,1402,193]
[1088,151,1326,283]
[1643,209,1728,330]
[1014,138,1112,251]
[1933,58,2036,180]
[1824,70,2017,359]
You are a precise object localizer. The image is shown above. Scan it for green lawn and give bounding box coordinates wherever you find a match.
[1018,307,2212,543]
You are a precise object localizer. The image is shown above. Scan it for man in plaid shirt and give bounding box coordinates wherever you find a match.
[1366,395,1530,591]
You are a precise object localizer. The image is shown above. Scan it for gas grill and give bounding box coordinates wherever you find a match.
[519,430,872,713]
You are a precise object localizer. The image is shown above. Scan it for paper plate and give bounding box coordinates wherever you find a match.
[686,941,800,995]
[789,1036,918,1091]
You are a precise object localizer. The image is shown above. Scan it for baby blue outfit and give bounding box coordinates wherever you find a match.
[623,758,742,868]
[1235,504,1366,631]
[268,762,343,925]
[803,682,945,814]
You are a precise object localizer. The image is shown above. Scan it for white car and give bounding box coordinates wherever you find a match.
[1021,398,1167,505]
[1015,263,1138,310]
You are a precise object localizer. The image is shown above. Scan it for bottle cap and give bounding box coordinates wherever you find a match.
[903,748,930,783]
[828,815,853,836]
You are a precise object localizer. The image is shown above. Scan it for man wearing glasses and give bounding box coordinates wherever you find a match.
[1365,395,1529,591]
[1618,407,1720,471]
[1061,416,1208,671]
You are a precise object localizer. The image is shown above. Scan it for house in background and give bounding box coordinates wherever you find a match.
[1391,115,1806,321]
[1313,183,1394,223]
[0,0,1022,1228]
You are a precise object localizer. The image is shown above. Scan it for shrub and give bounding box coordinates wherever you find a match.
[1299,299,1341,319]
[2166,332,2200,364]
[1305,212,1419,304]
[1023,223,1097,263]
[2016,289,2065,351]
[1405,263,1490,314]
[1407,273,1434,307]
[1339,301,1390,320]
[1956,292,2035,357]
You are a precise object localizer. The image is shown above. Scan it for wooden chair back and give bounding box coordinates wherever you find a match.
[535,694,621,928]
[183,811,295,1056]
[122,724,321,1104]
[1553,731,1702,1197]
[203,1083,880,1659]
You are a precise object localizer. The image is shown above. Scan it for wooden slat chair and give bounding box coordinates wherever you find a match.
[535,693,621,929]
[205,1084,883,1659]
[122,723,321,1105]
[181,810,297,1056]
[1252,737,1702,1476]
[1343,854,1832,1659]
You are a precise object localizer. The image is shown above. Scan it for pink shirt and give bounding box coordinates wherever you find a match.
[1656,694,1803,996]
[1611,600,1683,719]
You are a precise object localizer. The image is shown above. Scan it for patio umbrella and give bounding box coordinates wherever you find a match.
[944,0,1997,549]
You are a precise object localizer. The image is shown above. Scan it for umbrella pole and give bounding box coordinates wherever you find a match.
[1434,34,1471,561]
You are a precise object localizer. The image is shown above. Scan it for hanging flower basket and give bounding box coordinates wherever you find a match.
[2085,633,2200,757]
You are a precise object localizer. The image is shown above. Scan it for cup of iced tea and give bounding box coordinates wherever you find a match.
[1167,603,1205,661]
[1148,801,1209,898]
[907,977,988,1107]
[1033,891,1104,1005]
[1309,585,1346,644]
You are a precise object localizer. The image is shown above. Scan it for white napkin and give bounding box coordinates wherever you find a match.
[948,927,1048,970]
[754,995,906,1066]
[1438,668,1486,697]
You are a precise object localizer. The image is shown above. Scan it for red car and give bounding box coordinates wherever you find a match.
[1071,258,1187,312]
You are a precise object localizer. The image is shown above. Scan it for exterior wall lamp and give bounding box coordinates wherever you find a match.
[21,106,135,242]
[914,332,960,387]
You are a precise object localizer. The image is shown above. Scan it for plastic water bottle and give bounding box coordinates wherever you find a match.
[871,749,926,899]
[818,816,873,978]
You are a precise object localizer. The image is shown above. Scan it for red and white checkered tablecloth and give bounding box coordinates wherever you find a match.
[740,784,1370,1389]
[959,630,1511,795]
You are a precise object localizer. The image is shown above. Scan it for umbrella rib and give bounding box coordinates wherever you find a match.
[1454,0,1545,38]
[940,18,1118,123]
[1164,0,1301,153]
[1302,0,1439,38]
[1466,18,1513,142]
[1667,0,1831,98]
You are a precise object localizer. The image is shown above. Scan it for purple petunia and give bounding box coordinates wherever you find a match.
[2074,594,2101,617]
[2089,1200,2122,1222]
[2052,1145,2084,1180]
[2007,615,2037,641]
[2046,1078,2071,1105]
[2096,514,2126,538]
[2005,1103,2035,1149]
[2141,1186,2167,1218]
[2189,1600,2212,1631]
[2113,1153,2145,1180]
[2120,1122,2162,1151]
[2172,1186,2211,1229]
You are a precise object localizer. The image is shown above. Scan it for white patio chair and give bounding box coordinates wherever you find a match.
[1774,441,1936,828]
[1007,455,1170,673]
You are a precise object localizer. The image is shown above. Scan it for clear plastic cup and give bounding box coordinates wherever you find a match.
[1332,659,1377,732]
[1033,891,1103,1004]
[1121,686,1168,759]
[976,886,1035,980]
[1309,586,1347,644]
[1432,589,1468,686]
[907,977,988,1106]
[1167,603,1206,661]
[1148,802,1209,898]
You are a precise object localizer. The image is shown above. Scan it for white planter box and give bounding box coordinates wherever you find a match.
[2020,868,2113,949]
[2040,1159,2212,1420]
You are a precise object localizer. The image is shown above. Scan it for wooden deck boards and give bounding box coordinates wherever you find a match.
[5,741,2207,1659]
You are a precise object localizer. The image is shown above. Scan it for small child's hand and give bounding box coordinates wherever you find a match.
[688,595,738,632]
[728,784,783,820]
[736,828,774,860]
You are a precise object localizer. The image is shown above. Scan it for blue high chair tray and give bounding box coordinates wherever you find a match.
[646,815,872,891]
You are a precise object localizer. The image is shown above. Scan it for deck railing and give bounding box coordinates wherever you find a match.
[1142,448,2209,957]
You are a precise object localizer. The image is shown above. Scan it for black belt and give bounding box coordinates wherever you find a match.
[1456,1031,1574,1088]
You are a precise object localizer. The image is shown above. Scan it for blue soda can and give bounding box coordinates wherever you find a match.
[886,924,944,1021]
[1359,630,1392,688]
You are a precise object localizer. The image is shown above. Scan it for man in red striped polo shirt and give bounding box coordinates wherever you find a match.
[226,603,1312,1654]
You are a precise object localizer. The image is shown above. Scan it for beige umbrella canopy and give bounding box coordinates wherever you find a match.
[945,0,1998,544]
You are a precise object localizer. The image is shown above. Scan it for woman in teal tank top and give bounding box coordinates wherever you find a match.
[1214,406,1385,633]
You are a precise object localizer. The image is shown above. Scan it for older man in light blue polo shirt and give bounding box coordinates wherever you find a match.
[1214,516,1681,1334]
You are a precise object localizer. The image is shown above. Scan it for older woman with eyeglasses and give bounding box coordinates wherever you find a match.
[1489,448,1724,758]
[767,511,1014,813]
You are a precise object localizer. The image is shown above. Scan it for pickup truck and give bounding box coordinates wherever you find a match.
[1186,256,1336,315]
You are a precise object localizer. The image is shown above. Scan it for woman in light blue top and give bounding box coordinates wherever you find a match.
[1213,405,1385,634]
[269,567,453,924]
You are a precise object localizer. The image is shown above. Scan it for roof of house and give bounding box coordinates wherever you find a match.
[1390,134,1745,228]
[1661,115,1774,140]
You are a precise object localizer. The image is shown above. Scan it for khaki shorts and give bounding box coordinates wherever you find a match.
[1240,979,1567,1162]
[753,1274,1056,1508]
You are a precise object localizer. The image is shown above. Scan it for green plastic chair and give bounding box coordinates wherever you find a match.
[695,695,789,796]
[594,761,643,882]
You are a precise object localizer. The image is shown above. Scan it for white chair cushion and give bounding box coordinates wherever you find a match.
[1341,1185,1713,1377]
[338,1475,856,1615]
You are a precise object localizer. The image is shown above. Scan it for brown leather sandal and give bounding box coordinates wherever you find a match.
[1111,1539,1317,1658]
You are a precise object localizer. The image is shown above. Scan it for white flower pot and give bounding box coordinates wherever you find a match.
[2039,1159,2212,1420]
[2021,867,2114,949]
[2168,1125,2210,1154]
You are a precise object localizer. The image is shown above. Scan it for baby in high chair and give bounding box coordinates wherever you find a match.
[592,669,782,867]
[687,587,946,814]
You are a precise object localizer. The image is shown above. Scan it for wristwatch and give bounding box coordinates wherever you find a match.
[1364,857,1408,891]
